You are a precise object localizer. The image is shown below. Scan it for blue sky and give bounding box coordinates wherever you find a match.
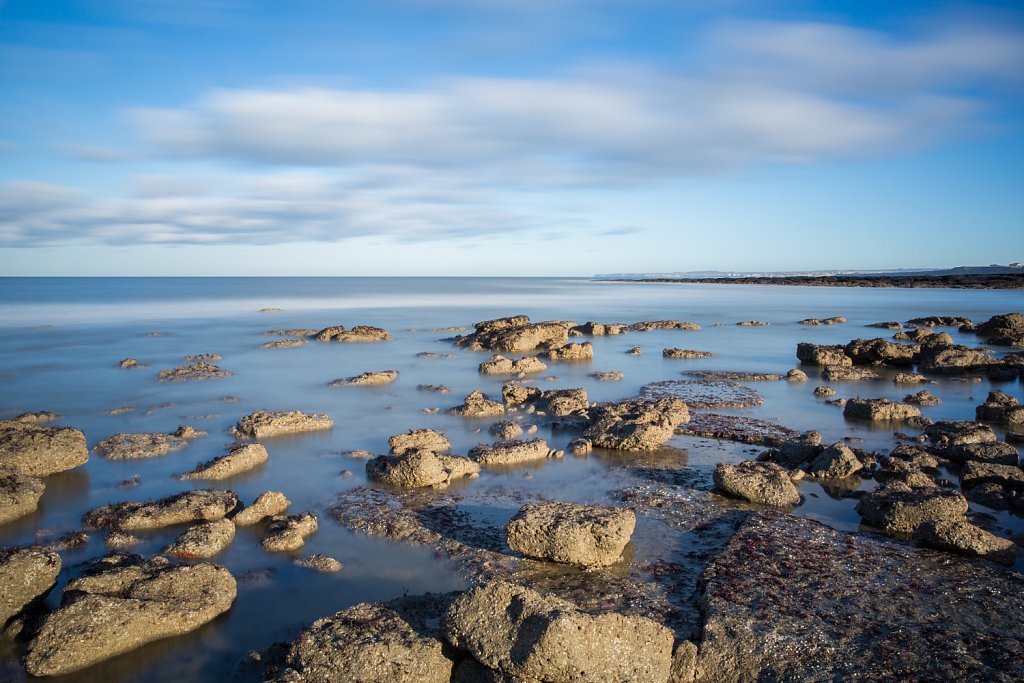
[1,0,1022,276]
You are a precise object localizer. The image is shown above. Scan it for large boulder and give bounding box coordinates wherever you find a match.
[856,483,968,536]
[468,439,555,466]
[313,325,392,342]
[0,419,88,476]
[83,489,239,530]
[914,519,1019,566]
[843,338,916,366]
[180,443,268,480]
[454,316,568,352]
[442,581,673,683]
[976,390,1024,425]
[505,502,635,568]
[584,398,689,451]
[234,410,333,438]
[713,461,801,507]
[796,343,851,366]
[843,398,921,422]
[0,547,61,625]
[367,450,480,488]
[0,469,46,524]
[806,442,863,479]
[973,312,1024,346]
[25,559,236,676]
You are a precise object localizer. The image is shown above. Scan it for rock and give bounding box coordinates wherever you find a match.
[417,384,450,393]
[0,419,88,476]
[184,353,221,362]
[568,437,592,456]
[973,312,1024,346]
[976,390,1024,424]
[588,370,623,381]
[868,321,903,329]
[234,410,333,438]
[293,555,342,573]
[260,339,308,349]
[626,346,642,355]
[771,431,824,468]
[234,491,290,525]
[313,325,393,342]
[925,420,996,447]
[164,519,236,559]
[367,450,480,488]
[282,602,452,683]
[796,343,851,366]
[806,442,863,479]
[799,316,846,325]
[104,531,141,549]
[541,342,593,361]
[95,432,187,460]
[468,439,555,466]
[904,390,941,406]
[874,458,936,488]
[696,512,1024,682]
[443,581,673,683]
[914,519,1019,566]
[945,441,1019,466]
[501,381,541,406]
[965,483,1010,510]
[894,327,934,342]
[843,338,916,366]
[0,469,45,524]
[506,502,635,568]
[449,390,505,418]
[821,365,878,381]
[712,461,801,507]
[179,444,268,481]
[389,429,451,455]
[893,372,930,384]
[25,561,236,676]
[907,316,972,327]
[961,462,1024,491]
[117,357,141,369]
[536,388,589,417]
[856,483,968,536]
[662,348,713,359]
[479,355,547,375]
[584,398,689,451]
[173,425,206,439]
[918,343,997,374]
[737,320,769,326]
[843,398,921,421]
[683,370,784,381]
[267,328,320,337]
[670,640,698,683]
[628,320,700,332]
[488,421,523,441]
[571,321,627,335]
[453,316,567,353]
[784,368,809,382]
[330,370,398,386]
[156,361,232,381]
[83,489,239,530]
[262,513,318,552]
[813,386,836,397]
[0,547,61,625]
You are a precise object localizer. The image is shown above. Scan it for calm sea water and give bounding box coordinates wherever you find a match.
[1,277,1021,681]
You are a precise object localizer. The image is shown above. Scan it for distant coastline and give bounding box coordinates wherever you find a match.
[597,273,1024,289]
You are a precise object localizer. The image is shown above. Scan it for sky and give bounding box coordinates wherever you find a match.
[0,0,1022,276]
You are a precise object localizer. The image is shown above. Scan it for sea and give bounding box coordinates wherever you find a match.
[0,277,1021,681]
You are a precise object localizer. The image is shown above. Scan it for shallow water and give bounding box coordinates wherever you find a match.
[0,277,1021,681]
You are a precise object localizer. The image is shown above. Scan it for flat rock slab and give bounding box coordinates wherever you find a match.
[83,489,239,530]
[641,380,762,409]
[0,419,88,476]
[675,413,800,447]
[0,469,46,524]
[682,371,784,381]
[696,512,1024,681]
[313,325,392,342]
[329,370,399,386]
[180,443,268,480]
[164,518,237,559]
[234,410,333,438]
[95,432,187,460]
[468,439,554,466]
[506,502,635,568]
[0,547,61,625]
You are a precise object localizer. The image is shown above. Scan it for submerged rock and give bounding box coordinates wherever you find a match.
[856,483,968,536]
[641,379,761,409]
[449,390,505,418]
[737,320,769,326]
[821,365,878,381]
[234,491,290,526]
[156,361,232,381]
[0,469,45,524]
[313,325,392,342]
[588,370,624,381]
[813,386,836,398]
[83,489,239,530]
[294,554,343,573]
[683,370,783,381]
[914,519,1019,566]
[505,502,635,568]
[478,354,547,375]
[25,560,236,677]
[0,547,61,626]
[712,461,801,507]
[389,429,451,455]
[94,432,187,460]
[0,419,88,476]
[584,397,689,451]
[628,320,700,331]
[843,398,922,421]
[117,357,141,369]
[662,348,714,359]
[234,410,333,438]
[260,339,308,349]
[468,439,555,466]
[164,519,236,559]
[262,513,318,552]
[366,450,480,488]
[329,370,398,386]
[454,316,567,353]
[799,316,846,325]
[180,443,268,481]
[442,581,673,683]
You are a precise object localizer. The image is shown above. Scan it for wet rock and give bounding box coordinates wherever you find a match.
[945,441,1019,466]
[293,554,343,573]
[0,419,88,476]
[736,320,769,326]
[584,398,689,451]
[961,462,1024,491]
[856,483,968,536]
[260,339,308,349]
[536,388,589,417]
[769,431,824,468]
[976,390,1024,425]
[683,370,783,381]
[479,354,547,375]
[712,461,801,507]
[973,312,1024,346]
[104,531,141,549]
[796,343,851,366]
[568,438,592,456]
[156,360,232,381]
[234,491,290,526]
[280,602,452,683]
[799,316,846,325]
[453,316,567,353]
[418,384,450,393]
[874,458,936,488]
[821,365,878,381]
[904,390,941,406]
[784,368,809,382]
[696,512,1024,682]
[83,489,239,530]
[443,581,673,683]
[843,398,921,421]
[844,338,916,366]
[164,518,236,559]
[173,425,206,439]
[914,519,1019,566]
[925,420,996,447]
[389,429,451,455]
[894,327,934,342]
[180,443,269,481]
[313,325,393,342]
[628,320,700,332]
[95,432,187,460]
[262,513,318,552]
[367,450,480,488]
[0,547,61,625]
[893,372,930,384]
[670,640,698,683]
[489,421,523,441]
[468,439,555,466]
[25,561,236,676]
[415,351,456,359]
[540,342,593,361]
[813,386,836,397]
[625,346,642,355]
[662,348,713,359]
[641,380,761,409]
[0,469,45,524]
[868,321,903,329]
[449,390,505,418]
[506,502,635,568]
[806,442,863,479]
[117,357,141,369]
[234,410,333,438]
[500,381,541,407]
[588,370,623,381]
[329,370,398,386]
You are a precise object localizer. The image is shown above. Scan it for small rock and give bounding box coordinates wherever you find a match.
[262,513,318,552]
[843,398,921,422]
[813,386,836,397]
[506,502,635,568]
[367,450,480,488]
[960,462,1024,491]
[541,341,594,361]
[234,410,333,438]
[478,354,547,375]
[737,320,770,326]
[626,346,642,355]
[904,390,941,406]
[796,343,851,366]
[329,370,399,386]
[488,421,523,441]
[164,519,236,559]
[806,442,863,479]
[117,358,141,369]
[468,439,555,466]
[784,368,809,382]
[234,491,290,526]
[568,437,592,456]
[893,372,931,384]
[313,325,393,342]
[104,531,141,549]
[173,425,207,439]
[713,461,801,507]
[663,348,714,359]
[821,365,878,381]
[975,390,1024,425]
[94,432,187,460]
[589,370,624,381]
[417,384,450,394]
[259,339,308,349]
[294,554,343,573]
[449,390,505,418]
[798,316,846,325]
[180,443,268,480]
[156,361,231,382]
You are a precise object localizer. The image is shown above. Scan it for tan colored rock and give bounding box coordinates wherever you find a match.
[536,388,589,417]
[568,437,592,456]
[479,354,548,375]
[117,357,141,369]
[796,343,851,366]
[0,419,88,476]
[156,360,232,381]
[449,390,505,418]
[489,421,523,441]
[506,502,635,568]
[95,432,187,460]
[454,316,568,353]
[1,547,61,625]
[670,640,698,683]
[821,365,878,381]
[914,519,1019,566]
[262,512,318,552]
[0,468,45,524]
[180,443,268,480]
[388,429,451,455]
[104,531,141,549]
[234,490,290,525]
[814,386,837,397]
[25,561,236,677]
[785,368,809,382]
[713,461,801,507]
[663,348,714,359]
[367,450,480,488]
[468,439,554,466]
[234,410,333,438]
[856,483,968,536]
[260,338,308,349]
[961,461,1024,491]
[904,390,941,406]
[806,442,863,479]
[329,370,399,386]
[584,398,689,451]
[83,489,239,530]
[294,554,343,573]
[798,316,846,325]
[314,325,392,342]
[541,342,593,361]
[843,398,921,421]
[629,320,700,331]
[173,425,206,439]
[976,390,1024,425]
[443,581,673,683]
[589,371,624,381]
[165,518,236,559]
[501,381,541,406]
[894,372,931,384]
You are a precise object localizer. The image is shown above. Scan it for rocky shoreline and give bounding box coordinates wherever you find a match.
[602,273,1024,289]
